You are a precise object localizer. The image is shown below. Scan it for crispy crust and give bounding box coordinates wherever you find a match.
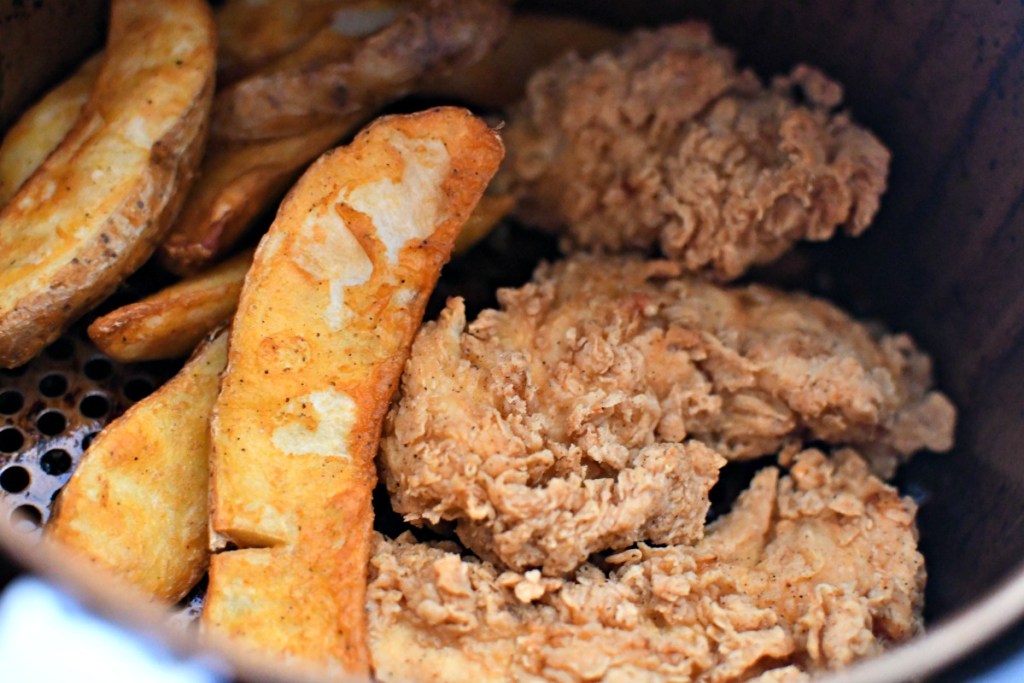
[204,107,504,674]
[0,54,101,204]
[0,0,216,368]
[499,23,891,280]
[88,248,254,362]
[48,328,228,603]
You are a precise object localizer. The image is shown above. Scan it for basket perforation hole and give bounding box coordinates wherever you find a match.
[38,373,68,398]
[40,449,72,476]
[10,505,42,533]
[36,410,67,436]
[0,427,24,453]
[124,378,155,402]
[45,337,74,360]
[79,393,110,419]
[0,390,24,415]
[83,357,113,381]
[81,431,99,451]
[0,466,30,493]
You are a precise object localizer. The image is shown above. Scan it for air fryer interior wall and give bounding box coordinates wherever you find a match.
[1,0,1023,678]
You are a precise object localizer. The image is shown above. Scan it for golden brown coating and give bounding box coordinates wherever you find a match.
[381,255,954,574]
[498,23,891,280]
[369,449,924,683]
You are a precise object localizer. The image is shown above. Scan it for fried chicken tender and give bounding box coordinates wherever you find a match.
[497,23,891,280]
[368,449,924,683]
[380,255,954,575]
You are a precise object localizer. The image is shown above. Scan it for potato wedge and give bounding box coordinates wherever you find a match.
[211,0,510,141]
[0,54,101,205]
[48,328,228,603]
[0,0,216,368]
[454,193,514,254]
[423,13,621,107]
[216,0,356,84]
[158,118,358,275]
[88,248,255,363]
[205,107,503,674]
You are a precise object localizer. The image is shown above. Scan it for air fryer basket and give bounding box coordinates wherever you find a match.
[2,0,1024,681]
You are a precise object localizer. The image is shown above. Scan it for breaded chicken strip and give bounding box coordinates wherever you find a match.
[497,23,890,280]
[380,255,953,574]
[369,449,924,683]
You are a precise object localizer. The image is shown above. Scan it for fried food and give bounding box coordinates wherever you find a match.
[0,0,215,368]
[498,23,891,280]
[48,328,227,603]
[453,194,514,254]
[158,120,357,275]
[204,108,503,674]
[216,0,353,84]
[381,254,954,574]
[88,248,254,363]
[423,13,621,108]
[160,0,510,275]
[0,55,101,205]
[369,449,923,683]
[211,0,510,141]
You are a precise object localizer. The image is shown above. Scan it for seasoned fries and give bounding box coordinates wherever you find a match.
[0,0,215,368]
[49,329,228,603]
[204,107,503,673]
[0,55,101,204]
[89,248,254,362]
[212,0,510,140]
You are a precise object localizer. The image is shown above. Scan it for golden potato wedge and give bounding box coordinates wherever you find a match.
[160,0,509,275]
[205,107,503,674]
[211,0,510,140]
[0,0,216,368]
[423,13,621,107]
[216,0,356,84]
[88,248,255,363]
[48,328,228,603]
[158,118,358,275]
[0,54,101,205]
[454,193,514,254]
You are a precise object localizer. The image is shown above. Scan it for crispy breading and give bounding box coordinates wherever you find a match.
[381,255,954,574]
[497,23,891,280]
[369,449,923,683]
[48,329,227,603]
[204,108,503,675]
[0,0,215,368]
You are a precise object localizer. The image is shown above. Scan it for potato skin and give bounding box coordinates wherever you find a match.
[0,0,216,368]
[48,328,228,603]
